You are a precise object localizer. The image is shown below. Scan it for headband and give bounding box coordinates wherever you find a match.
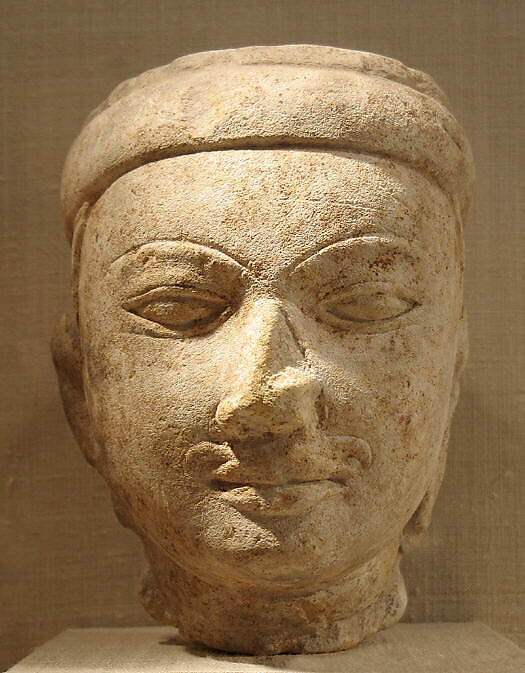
[61,44,474,241]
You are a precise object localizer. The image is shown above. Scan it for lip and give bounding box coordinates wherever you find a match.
[210,479,344,515]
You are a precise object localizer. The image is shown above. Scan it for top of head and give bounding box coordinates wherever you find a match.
[60,44,475,242]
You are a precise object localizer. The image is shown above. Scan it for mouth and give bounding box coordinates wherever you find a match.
[208,478,344,515]
[183,435,372,516]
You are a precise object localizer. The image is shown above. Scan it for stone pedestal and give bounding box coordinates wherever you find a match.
[8,623,525,672]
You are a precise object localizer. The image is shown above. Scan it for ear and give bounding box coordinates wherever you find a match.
[51,313,101,467]
[400,309,468,553]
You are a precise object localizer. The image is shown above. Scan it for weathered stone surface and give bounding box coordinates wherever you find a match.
[52,45,474,655]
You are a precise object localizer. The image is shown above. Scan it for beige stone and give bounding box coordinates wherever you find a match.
[52,45,474,655]
[8,624,525,672]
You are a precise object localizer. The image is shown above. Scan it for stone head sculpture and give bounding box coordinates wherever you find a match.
[52,45,474,654]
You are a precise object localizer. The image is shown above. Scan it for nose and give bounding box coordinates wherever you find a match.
[214,297,321,441]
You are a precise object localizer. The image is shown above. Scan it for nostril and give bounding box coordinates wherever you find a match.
[214,395,243,428]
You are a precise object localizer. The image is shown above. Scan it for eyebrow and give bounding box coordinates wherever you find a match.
[288,234,416,273]
[108,233,418,277]
[108,238,253,274]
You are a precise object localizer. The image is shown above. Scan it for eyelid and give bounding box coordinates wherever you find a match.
[124,284,228,308]
[123,284,231,337]
[318,282,420,330]
[319,281,400,301]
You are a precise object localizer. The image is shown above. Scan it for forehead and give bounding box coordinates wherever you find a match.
[82,149,457,274]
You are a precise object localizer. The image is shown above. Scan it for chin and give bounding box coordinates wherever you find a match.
[138,520,405,655]
[165,498,373,589]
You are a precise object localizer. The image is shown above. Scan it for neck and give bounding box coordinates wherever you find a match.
[139,539,406,655]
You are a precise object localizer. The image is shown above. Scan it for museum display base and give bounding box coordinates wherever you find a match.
[8,623,525,672]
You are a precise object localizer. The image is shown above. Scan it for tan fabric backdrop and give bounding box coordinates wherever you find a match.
[1,0,523,669]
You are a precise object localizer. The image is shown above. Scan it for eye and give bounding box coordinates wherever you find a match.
[124,285,230,335]
[319,285,418,330]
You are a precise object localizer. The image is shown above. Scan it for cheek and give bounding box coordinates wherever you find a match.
[306,319,457,506]
[81,326,229,497]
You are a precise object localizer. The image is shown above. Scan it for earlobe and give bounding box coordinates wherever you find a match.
[455,309,469,381]
[51,313,100,466]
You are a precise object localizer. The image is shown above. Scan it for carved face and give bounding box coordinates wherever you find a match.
[77,149,462,587]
